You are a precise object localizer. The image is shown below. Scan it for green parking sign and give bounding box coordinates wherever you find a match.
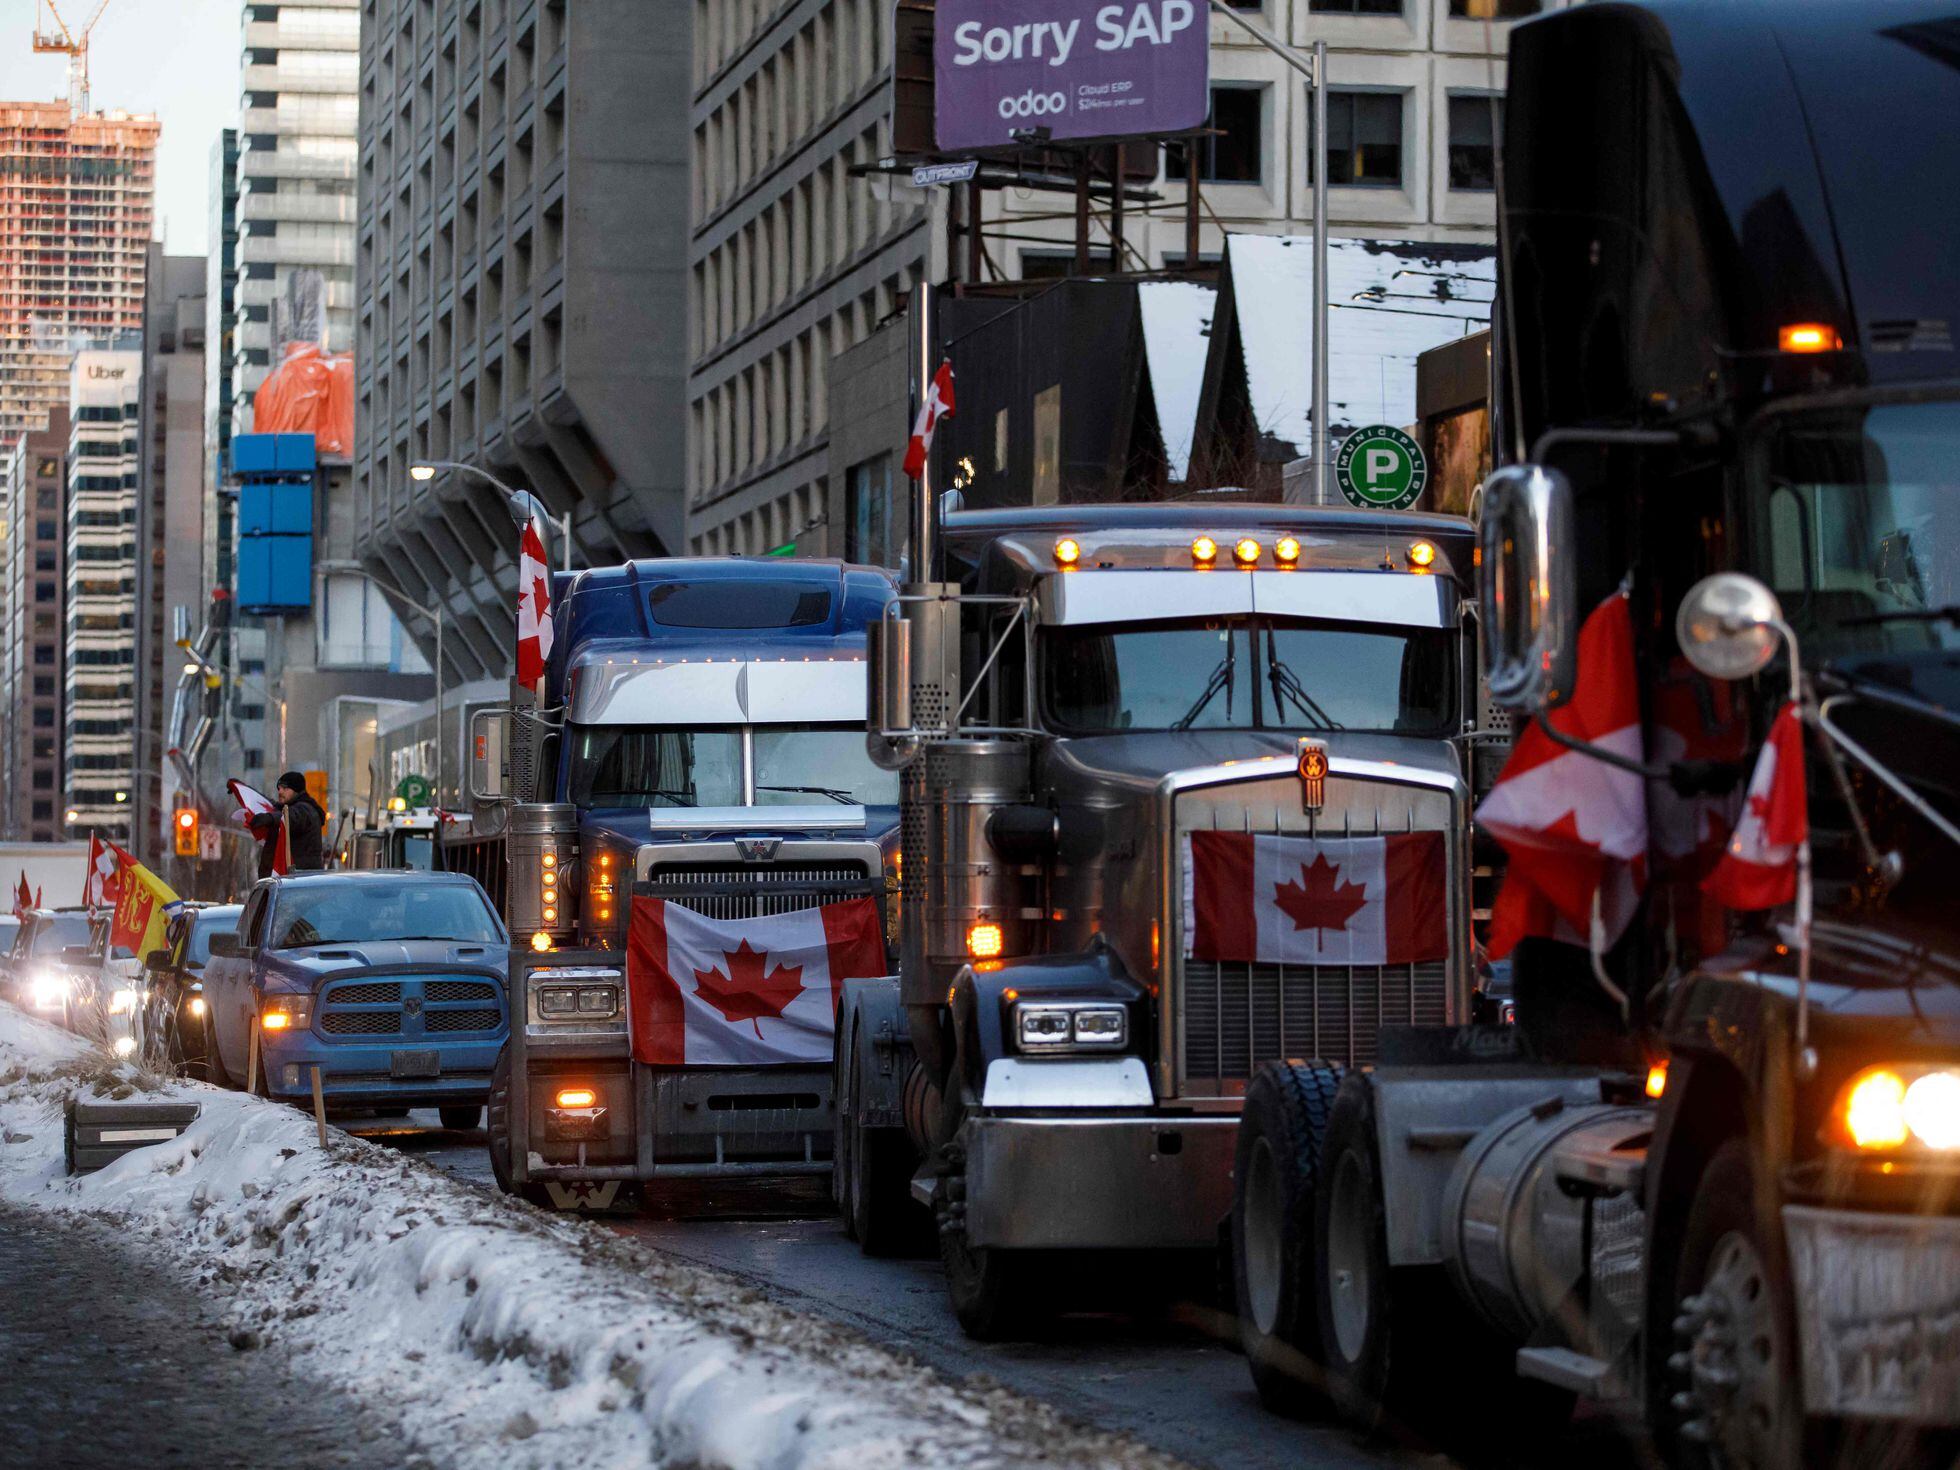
[1334,425,1428,511]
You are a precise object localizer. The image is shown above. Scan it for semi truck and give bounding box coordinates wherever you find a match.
[838,499,1485,1332]
[450,557,901,1209]
[1227,2,1960,1463]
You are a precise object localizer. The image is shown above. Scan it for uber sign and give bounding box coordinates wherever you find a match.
[935,1,1210,152]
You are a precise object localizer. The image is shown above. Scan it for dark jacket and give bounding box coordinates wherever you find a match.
[248,796,328,877]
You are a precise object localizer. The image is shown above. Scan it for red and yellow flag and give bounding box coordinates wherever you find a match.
[108,846,183,961]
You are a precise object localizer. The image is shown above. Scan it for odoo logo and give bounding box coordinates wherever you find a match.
[1000,89,1067,119]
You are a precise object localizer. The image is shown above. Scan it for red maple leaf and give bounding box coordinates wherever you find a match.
[692,940,805,1037]
[1273,854,1369,934]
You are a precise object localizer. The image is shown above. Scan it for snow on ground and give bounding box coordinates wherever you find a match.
[0,1001,1185,1470]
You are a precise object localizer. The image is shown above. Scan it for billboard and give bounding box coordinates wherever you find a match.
[934,0,1209,152]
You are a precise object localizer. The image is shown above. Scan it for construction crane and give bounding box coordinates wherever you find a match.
[31,0,115,116]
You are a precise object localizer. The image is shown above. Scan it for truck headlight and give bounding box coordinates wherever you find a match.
[260,999,312,1032]
[531,967,624,1024]
[109,987,142,1015]
[1015,1001,1127,1052]
[1833,1065,1960,1152]
[28,972,69,1008]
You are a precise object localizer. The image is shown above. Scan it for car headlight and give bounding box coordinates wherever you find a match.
[260,998,312,1032]
[1015,1001,1128,1052]
[531,967,622,1023]
[108,987,142,1015]
[28,972,68,1008]
[187,996,207,1018]
[1832,1065,1960,1152]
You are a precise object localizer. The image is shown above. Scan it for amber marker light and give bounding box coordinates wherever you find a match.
[1234,537,1262,567]
[967,921,1005,959]
[260,1010,291,1031]
[1645,1060,1668,1099]
[1274,536,1301,568]
[1408,539,1438,570]
[1191,536,1218,566]
[1778,322,1841,353]
[531,931,554,953]
[1843,1067,1911,1150]
[555,1088,597,1109]
[1053,537,1081,567]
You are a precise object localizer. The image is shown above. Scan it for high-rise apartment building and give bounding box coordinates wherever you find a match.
[0,408,70,840]
[134,250,208,863]
[0,102,159,441]
[684,2,930,558]
[232,0,360,436]
[353,0,689,712]
[65,345,143,840]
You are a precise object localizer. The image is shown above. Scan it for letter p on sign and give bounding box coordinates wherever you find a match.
[1364,447,1399,487]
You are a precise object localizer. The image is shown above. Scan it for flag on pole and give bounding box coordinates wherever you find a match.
[108,846,183,961]
[516,514,554,692]
[1702,702,1807,911]
[228,779,289,875]
[1183,831,1449,965]
[626,895,886,1066]
[1475,591,1649,959]
[902,360,955,481]
[12,872,36,922]
[83,833,122,912]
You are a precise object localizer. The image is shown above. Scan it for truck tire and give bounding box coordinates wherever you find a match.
[941,1226,1037,1341]
[1232,1060,1342,1414]
[839,1016,926,1256]
[832,1012,858,1241]
[486,1046,552,1208]
[1313,1071,1428,1432]
[205,1029,238,1091]
[1663,1138,1808,1470]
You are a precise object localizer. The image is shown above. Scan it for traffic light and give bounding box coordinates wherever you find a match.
[173,807,199,858]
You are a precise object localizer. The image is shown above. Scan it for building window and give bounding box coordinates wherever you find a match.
[846,455,892,568]
[1169,86,1264,184]
[31,800,51,822]
[1449,0,1539,15]
[1309,90,1404,189]
[1018,252,1076,281]
[1309,0,1401,11]
[1447,95,1498,191]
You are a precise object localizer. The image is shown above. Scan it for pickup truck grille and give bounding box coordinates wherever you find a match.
[644,863,873,921]
[1183,959,1449,1078]
[317,974,506,1043]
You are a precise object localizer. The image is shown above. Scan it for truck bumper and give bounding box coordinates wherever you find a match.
[961,1112,1236,1250]
[261,1034,501,1110]
[1784,1204,1960,1424]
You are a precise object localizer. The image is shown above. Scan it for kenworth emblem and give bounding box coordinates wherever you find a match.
[734,837,782,862]
[1297,739,1329,812]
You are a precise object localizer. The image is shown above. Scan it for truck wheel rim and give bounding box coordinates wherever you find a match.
[1327,1150,1373,1362]
[1243,1135,1284,1336]
[1675,1230,1789,1469]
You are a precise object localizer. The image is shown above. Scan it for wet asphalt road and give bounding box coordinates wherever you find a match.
[0,1202,415,1470]
[375,1111,1657,1470]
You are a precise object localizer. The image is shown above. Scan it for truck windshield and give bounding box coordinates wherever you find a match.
[269,884,503,949]
[567,724,898,807]
[1042,616,1455,734]
[31,914,91,955]
[1750,399,1960,663]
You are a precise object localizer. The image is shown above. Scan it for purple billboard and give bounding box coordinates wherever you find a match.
[934,1,1209,152]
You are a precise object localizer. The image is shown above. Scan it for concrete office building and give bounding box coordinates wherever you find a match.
[232,0,360,435]
[64,345,143,840]
[684,1,934,558]
[205,128,241,597]
[134,250,208,863]
[0,102,158,442]
[353,0,690,726]
[0,409,70,840]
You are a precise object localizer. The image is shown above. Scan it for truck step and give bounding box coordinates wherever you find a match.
[1515,1346,1616,1396]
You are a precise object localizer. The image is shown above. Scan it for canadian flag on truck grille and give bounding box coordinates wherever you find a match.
[1183,830,1449,967]
[626,894,886,1065]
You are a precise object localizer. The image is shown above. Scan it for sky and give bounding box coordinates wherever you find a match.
[0,0,241,257]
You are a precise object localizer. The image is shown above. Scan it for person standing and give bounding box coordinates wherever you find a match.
[245,772,328,877]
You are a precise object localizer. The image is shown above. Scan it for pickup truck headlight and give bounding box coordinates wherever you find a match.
[108,987,143,1015]
[260,998,312,1032]
[28,971,69,1009]
[1016,1001,1127,1052]
[1833,1065,1960,1152]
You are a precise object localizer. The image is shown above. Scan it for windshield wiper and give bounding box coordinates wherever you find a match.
[1174,638,1237,730]
[1266,631,1342,731]
[1838,605,1960,627]
[755,784,858,805]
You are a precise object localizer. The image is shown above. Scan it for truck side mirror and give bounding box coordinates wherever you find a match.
[866,616,922,771]
[143,949,173,973]
[469,707,511,802]
[60,945,95,966]
[209,932,239,959]
[1478,464,1577,713]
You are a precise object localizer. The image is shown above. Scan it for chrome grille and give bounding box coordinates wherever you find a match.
[321,1011,399,1036]
[646,863,872,921]
[331,982,400,1004]
[426,979,497,1003]
[425,1007,501,1033]
[1182,959,1449,1077]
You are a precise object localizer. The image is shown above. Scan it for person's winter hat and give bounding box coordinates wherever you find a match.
[277,771,309,795]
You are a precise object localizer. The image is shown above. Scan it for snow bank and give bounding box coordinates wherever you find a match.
[0,1001,1177,1470]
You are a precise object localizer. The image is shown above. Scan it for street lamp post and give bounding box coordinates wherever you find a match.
[409,460,572,574]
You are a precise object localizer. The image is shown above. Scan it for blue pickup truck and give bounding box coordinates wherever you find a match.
[201,871,510,1126]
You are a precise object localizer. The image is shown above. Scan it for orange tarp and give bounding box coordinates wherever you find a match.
[252,342,355,457]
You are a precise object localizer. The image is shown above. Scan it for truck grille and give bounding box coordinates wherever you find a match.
[1182,959,1449,1079]
[645,863,873,921]
[425,1007,501,1033]
[317,974,507,1044]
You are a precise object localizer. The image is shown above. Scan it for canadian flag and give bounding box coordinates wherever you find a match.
[12,872,37,922]
[902,359,955,481]
[626,895,887,1065]
[83,833,123,911]
[1476,591,1648,959]
[1702,702,1807,911]
[516,514,554,692]
[1184,830,1449,966]
[227,779,289,875]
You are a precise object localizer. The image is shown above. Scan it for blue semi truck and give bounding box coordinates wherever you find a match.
[398,557,901,1209]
